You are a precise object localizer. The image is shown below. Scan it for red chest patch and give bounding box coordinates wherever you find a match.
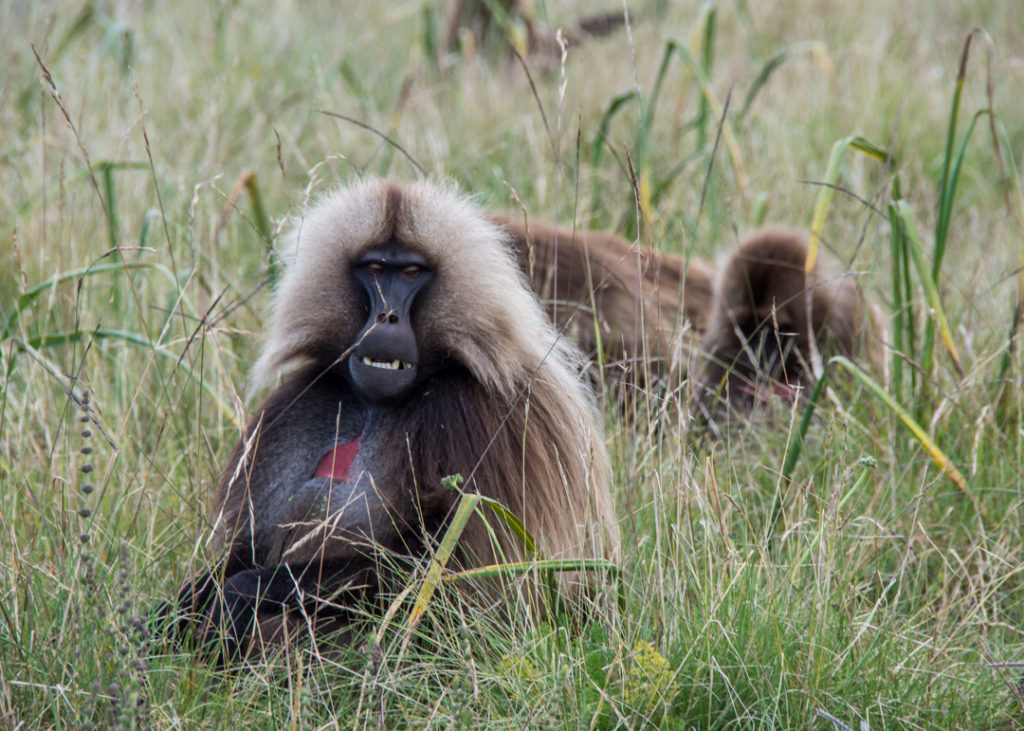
[313,438,361,481]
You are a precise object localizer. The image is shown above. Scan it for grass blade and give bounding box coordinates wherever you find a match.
[405,490,480,638]
[805,136,851,273]
[892,200,964,377]
[442,558,618,583]
[887,202,915,400]
[738,41,831,124]
[100,162,119,254]
[780,373,830,481]
[994,119,1024,386]
[658,39,748,195]
[1,260,180,342]
[833,356,969,494]
[936,108,987,275]
[805,136,890,273]
[916,108,985,379]
[475,494,538,556]
[781,356,969,494]
[692,1,716,150]
[9,329,238,425]
[934,30,983,275]
[404,481,542,642]
[589,89,637,222]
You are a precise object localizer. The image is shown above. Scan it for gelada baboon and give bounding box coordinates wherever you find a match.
[493,217,874,409]
[491,214,715,380]
[698,227,870,408]
[174,179,619,659]
[446,0,625,59]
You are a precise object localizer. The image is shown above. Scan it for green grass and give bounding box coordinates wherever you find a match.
[2,0,1023,727]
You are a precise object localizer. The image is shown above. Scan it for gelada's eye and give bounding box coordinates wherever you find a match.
[367,262,385,276]
[402,265,422,278]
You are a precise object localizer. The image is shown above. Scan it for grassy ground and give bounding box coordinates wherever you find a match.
[2,0,1023,727]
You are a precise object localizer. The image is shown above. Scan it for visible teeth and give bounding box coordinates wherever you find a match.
[361,356,411,370]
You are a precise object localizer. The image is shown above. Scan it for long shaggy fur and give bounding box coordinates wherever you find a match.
[492,214,715,380]
[698,227,872,403]
[216,179,619,601]
[491,216,879,407]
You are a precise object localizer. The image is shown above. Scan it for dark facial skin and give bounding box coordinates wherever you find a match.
[163,244,440,661]
[348,241,434,404]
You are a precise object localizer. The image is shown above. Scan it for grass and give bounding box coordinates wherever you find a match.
[2,0,1023,727]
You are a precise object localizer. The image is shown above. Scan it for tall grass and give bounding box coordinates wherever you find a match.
[2,0,1022,727]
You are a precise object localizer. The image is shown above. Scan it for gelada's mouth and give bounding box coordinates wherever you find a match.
[359,356,413,371]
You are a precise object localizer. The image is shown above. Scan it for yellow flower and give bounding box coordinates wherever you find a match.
[499,652,537,685]
[624,640,674,715]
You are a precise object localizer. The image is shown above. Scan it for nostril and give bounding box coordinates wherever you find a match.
[377,313,387,324]
[388,313,398,324]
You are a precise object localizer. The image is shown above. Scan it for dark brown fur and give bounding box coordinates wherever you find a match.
[492,214,715,380]
[698,228,870,407]
[491,216,877,409]
[446,0,626,59]
[174,180,617,659]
